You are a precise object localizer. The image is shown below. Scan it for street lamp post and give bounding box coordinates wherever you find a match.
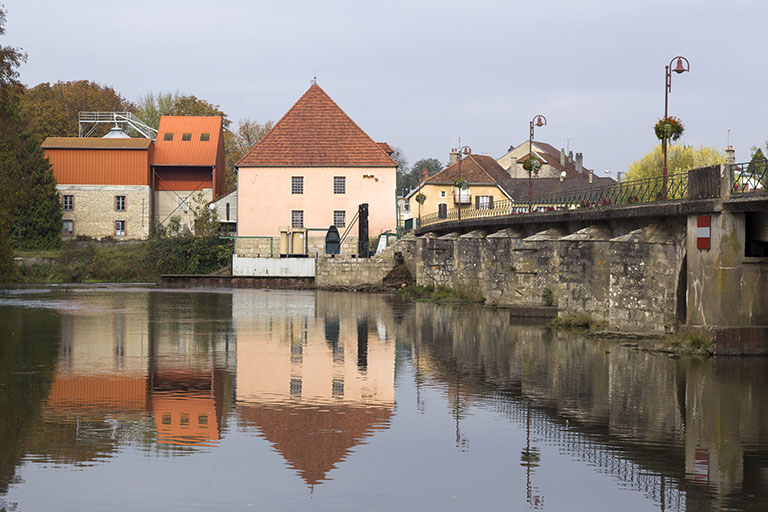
[528,115,547,213]
[662,56,690,196]
[456,145,471,220]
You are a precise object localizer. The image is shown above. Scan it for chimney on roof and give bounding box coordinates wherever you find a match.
[589,169,594,184]
[576,153,583,175]
[449,148,460,166]
[568,151,574,164]
[725,146,735,165]
[560,149,566,167]
[422,167,429,181]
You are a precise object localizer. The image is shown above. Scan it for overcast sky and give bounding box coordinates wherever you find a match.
[4,0,767,176]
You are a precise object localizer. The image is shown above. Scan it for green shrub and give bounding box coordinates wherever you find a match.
[551,313,594,330]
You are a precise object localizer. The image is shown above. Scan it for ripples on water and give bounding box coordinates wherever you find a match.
[0,288,766,511]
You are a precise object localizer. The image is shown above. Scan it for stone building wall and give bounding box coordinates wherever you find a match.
[58,184,151,240]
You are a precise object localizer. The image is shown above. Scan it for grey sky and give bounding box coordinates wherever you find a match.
[4,0,767,176]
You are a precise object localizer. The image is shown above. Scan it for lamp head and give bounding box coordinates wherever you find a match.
[672,57,689,74]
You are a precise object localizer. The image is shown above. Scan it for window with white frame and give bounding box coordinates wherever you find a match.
[115,220,126,237]
[440,190,446,198]
[63,195,74,210]
[333,210,345,228]
[334,176,346,194]
[115,195,126,212]
[291,210,304,228]
[292,176,304,194]
[478,195,491,209]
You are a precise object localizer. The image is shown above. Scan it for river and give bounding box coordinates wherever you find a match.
[0,287,766,511]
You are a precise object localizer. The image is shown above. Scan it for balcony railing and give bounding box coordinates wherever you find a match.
[731,159,767,195]
[453,192,471,204]
[420,170,692,228]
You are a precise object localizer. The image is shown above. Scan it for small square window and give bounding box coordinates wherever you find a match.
[162,414,172,425]
[291,210,304,228]
[62,220,74,237]
[182,133,192,141]
[163,133,174,141]
[180,413,189,426]
[115,220,126,237]
[290,377,302,398]
[332,378,344,398]
[292,176,304,194]
[198,415,208,426]
[334,210,345,228]
[200,133,210,141]
[334,176,346,194]
[115,195,126,212]
[62,195,74,210]
[440,190,446,198]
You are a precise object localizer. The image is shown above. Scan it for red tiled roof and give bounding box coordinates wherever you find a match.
[153,116,223,167]
[376,142,394,155]
[425,154,510,186]
[237,84,397,168]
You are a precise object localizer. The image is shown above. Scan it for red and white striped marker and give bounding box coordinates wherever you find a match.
[697,216,711,250]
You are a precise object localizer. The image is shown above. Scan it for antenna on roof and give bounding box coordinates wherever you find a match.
[566,138,576,153]
[311,71,317,85]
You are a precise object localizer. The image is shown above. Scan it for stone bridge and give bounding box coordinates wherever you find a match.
[404,164,768,353]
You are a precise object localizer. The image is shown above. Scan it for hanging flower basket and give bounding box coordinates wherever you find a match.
[522,155,542,176]
[654,116,685,141]
[453,178,468,190]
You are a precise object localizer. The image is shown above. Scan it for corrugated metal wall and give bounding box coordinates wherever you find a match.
[46,149,151,185]
[154,166,213,191]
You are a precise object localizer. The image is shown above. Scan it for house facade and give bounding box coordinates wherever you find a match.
[236,84,397,255]
[406,154,512,224]
[497,141,591,180]
[43,137,154,239]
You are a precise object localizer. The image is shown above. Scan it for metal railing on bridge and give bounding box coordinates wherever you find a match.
[419,170,690,228]
[731,159,767,195]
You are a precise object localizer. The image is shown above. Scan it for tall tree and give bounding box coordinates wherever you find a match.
[135,91,231,130]
[224,118,273,192]
[396,157,442,196]
[20,80,134,142]
[0,5,28,279]
[625,144,725,181]
[133,91,180,129]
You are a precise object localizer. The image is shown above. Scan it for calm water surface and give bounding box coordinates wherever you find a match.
[0,287,766,511]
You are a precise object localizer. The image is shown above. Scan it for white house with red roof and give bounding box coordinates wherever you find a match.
[235,83,397,256]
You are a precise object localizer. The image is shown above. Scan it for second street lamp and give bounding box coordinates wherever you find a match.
[662,56,690,197]
[528,115,547,213]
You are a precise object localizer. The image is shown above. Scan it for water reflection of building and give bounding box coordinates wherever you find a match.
[233,290,395,485]
[38,291,235,458]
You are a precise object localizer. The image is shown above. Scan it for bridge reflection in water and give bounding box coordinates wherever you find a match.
[2,289,766,510]
[403,303,768,511]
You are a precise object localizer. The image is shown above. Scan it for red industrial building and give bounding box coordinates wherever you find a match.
[42,116,225,239]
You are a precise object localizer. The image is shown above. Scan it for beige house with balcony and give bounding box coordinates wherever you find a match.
[236,84,397,256]
[406,154,512,224]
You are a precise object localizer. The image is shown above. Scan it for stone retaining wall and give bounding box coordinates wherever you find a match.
[415,222,685,333]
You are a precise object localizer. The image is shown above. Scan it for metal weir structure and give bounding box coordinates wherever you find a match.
[78,111,158,139]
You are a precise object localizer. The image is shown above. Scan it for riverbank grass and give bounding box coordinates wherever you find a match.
[550,313,597,330]
[397,284,484,304]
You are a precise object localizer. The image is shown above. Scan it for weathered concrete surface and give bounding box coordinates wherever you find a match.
[415,222,686,334]
[233,255,316,277]
[687,211,768,327]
